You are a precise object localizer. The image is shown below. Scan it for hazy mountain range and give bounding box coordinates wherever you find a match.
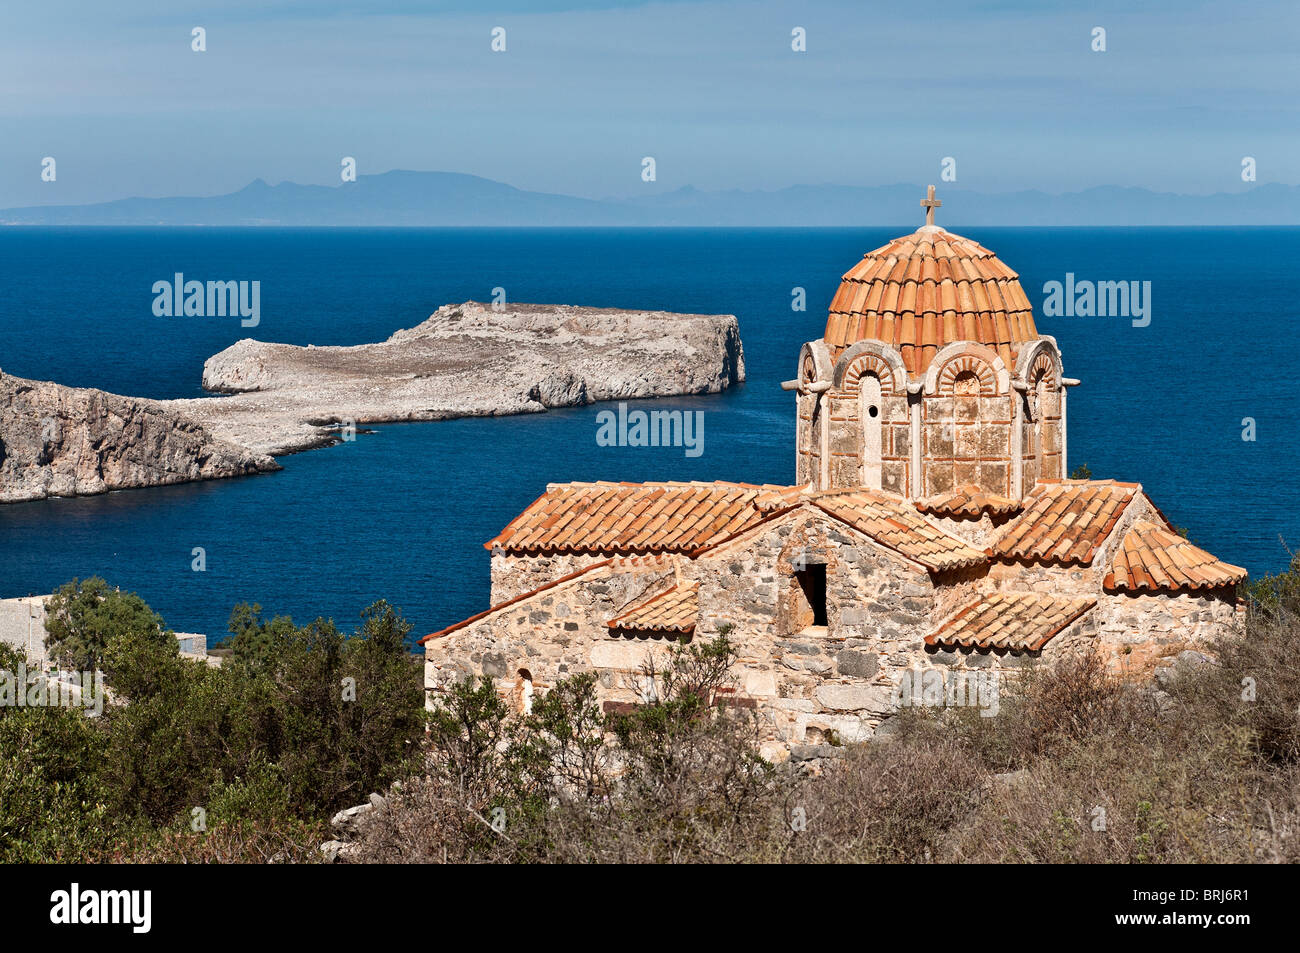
[2,171,1296,227]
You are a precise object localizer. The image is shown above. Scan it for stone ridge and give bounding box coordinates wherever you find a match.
[166,301,746,457]
[0,371,279,504]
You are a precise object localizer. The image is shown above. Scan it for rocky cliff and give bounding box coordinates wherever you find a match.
[168,301,746,456]
[0,372,279,503]
[1,302,744,502]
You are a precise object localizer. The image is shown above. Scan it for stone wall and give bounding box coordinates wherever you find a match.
[683,508,938,746]
[921,393,1012,497]
[1092,588,1241,673]
[825,384,910,495]
[429,508,951,750]
[425,562,678,707]
[795,388,820,487]
[0,595,49,667]
[1018,384,1064,489]
[428,500,1246,758]
[490,551,611,602]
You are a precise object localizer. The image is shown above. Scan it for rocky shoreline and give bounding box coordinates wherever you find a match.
[0,372,278,504]
[167,301,745,456]
[0,302,744,502]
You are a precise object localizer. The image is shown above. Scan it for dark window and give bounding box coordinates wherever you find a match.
[795,564,828,627]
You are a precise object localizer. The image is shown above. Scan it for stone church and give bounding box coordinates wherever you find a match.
[421,188,1246,751]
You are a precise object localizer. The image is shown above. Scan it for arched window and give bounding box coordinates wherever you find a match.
[1026,350,1057,482]
[858,374,883,490]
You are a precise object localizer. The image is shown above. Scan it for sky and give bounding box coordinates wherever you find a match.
[1,0,1297,208]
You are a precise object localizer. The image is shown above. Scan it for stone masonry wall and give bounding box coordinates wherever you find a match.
[690,508,938,747]
[825,386,910,494]
[490,551,611,602]
[922,394,1012,497]
[1091,588,1241,674]
[425,563,677,704]
[430,501,1245,759]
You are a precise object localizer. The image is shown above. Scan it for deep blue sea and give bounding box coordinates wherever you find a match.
[1,227,1296,649]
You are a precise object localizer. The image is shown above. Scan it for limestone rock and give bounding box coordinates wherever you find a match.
[329,801,374,837]
[319,840,360,864]
[814,682,894,714]
[788,743,846,762]
[175,301,746,456]
[0,370,278,504]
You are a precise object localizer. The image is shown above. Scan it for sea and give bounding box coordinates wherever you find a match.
[1,226,1296,649]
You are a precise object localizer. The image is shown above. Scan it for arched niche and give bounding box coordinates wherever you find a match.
[831,340,907,394]
[798,339,833,388]
[923,342,1010,397]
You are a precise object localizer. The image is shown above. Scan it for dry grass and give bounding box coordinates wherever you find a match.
[354,601,1300,864]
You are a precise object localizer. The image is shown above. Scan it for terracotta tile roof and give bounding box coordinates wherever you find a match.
[989,480,1139,566]
[928,591,1097,652]
[916,485,1023,519]
[487,481,803,555]
[824,226,1037,376]
[419,554,676,644]
[1104,521,1247,593]
[810,489,988,572]
[488,481,984,574]
[607,582,699,634]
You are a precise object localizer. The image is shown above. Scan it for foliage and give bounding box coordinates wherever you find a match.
[359,574,1300,864]
[15,558,1300,864]
[2,585,425,862]
[0,647,117,862]
[43,577,172,673]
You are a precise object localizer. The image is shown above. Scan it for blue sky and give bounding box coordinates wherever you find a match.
[2,0,1297,207]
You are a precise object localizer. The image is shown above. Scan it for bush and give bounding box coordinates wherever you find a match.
[356,636,783,864]
[2,584,426,862]
[43,577,172,673]
[0,668,117,862]
[782,714,986,863]
[358,599,1300,865]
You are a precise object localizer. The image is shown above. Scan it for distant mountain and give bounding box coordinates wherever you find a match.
[2,171,1296,226]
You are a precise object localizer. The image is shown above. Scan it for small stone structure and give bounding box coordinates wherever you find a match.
[0,595,50,667]
[422,191,1247,754]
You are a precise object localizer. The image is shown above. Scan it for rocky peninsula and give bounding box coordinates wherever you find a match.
[0,373,277,503]
[0,302,745,501]
[165,302,745,456]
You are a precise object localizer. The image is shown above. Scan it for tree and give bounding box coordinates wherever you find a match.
[43,577,172,672]
[222,602,299,675]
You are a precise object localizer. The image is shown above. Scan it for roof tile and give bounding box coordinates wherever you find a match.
[607,582,699,634]
[810,488,988,571]
[1104,521,1247,592]
[825,227,1037,376]
[928,591,1097,652]
[488,481,802,555]
[989,480,1140,566]
[916,485,1024,519]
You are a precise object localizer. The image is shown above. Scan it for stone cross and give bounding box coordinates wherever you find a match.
[920,184,941,226]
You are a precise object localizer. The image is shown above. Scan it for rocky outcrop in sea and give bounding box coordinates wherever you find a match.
[167,301,746,456]
[0,302,744,501]
[0,371,278,503]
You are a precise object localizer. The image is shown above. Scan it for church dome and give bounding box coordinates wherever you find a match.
[824,221,1037,377]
